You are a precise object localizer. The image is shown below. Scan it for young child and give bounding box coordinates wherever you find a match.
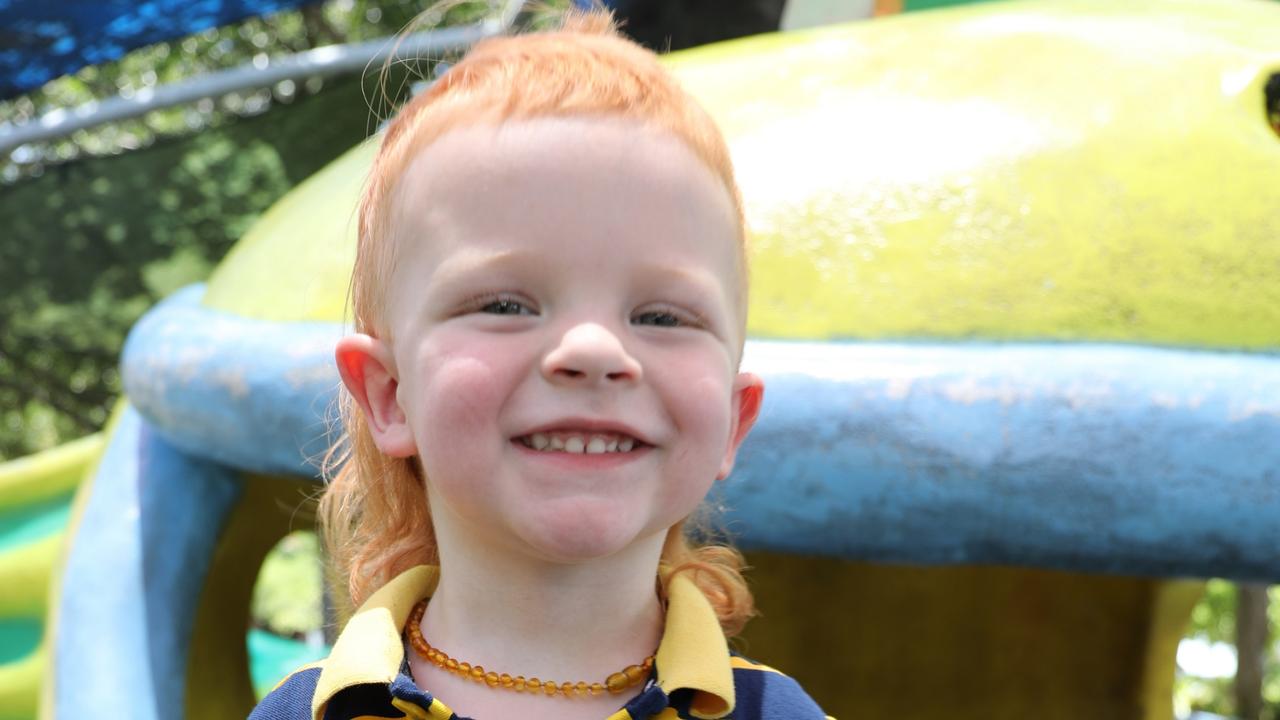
[251,9,829,720]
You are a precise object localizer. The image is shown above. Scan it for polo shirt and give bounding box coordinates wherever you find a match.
[249,565,831,720]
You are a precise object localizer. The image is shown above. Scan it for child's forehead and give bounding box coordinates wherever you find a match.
[389,117,740,249]
[398,116,719,193]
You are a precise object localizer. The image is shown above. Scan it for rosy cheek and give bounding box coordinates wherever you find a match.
[427,355,500,420]
[414,348,509,483]
[669,373,735,463]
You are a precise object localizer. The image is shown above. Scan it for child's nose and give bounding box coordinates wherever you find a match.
[542,322,642,386]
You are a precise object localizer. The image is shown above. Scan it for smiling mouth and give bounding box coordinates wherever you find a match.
[513,431,647,455]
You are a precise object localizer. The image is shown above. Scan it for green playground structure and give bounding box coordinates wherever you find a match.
[0,437,326,717]
[0,437,98,720]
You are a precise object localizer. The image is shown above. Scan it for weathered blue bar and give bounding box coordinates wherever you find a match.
[122,285,1280,581]
[727,341,1280,581]
[54,406,242,718]
[122,284,343,476]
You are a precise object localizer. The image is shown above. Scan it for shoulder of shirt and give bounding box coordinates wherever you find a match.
[247,661,326,720]
[727,654,834,720]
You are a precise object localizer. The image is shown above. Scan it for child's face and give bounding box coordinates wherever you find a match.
[342,116,762,565]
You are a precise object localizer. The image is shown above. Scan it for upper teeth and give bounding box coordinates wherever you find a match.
[522,432,636,454]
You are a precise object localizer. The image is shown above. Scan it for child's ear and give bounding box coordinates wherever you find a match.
[335,334,417,458]
[717,372,764,480]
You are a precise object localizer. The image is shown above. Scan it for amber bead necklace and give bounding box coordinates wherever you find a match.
[405,599,655,698]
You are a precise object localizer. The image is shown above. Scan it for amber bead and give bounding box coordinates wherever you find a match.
[623,664,648,684]
[605,672,628,694]
[403,599,656,700]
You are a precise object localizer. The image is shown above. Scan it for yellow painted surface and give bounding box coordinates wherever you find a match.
[0,434,101,720]
[0,435,101,509]
[0,643,42,720]
[743,553,1204,720]
[673,0,1280,347]
[1139,580,1206,718]
[186,474,317,720]
[202,140,373,321]
[204,0,1280,353]
[0,536,61,618]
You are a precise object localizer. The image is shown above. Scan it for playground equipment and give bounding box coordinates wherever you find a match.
[6,0,1279,718]
[0,436,100,720]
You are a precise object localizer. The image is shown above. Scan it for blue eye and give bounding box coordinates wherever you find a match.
[633,310,683,327]
[480,298,533,315]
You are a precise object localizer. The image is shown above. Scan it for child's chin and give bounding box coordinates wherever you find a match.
[516,510,661,565]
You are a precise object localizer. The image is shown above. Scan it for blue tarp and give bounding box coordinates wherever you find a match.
[0,0,323,98]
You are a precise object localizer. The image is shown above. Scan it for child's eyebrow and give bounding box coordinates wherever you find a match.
[432,248,537,278]
[632,262,729,300]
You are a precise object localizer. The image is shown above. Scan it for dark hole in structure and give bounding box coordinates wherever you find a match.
[1266,72,1280,138]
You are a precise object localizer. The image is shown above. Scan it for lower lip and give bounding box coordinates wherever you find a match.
[509,440,651,469]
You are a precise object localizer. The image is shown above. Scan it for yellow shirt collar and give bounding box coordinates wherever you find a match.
[312,565,439,720]
[654,572,736,718]
[312,565,735,720]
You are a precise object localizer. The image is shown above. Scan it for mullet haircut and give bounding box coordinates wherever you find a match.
[322,6,755,637]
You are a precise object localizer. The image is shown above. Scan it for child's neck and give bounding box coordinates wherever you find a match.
[423,530,667,688]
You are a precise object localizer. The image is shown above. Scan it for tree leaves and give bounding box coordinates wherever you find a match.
[0,0,461,460]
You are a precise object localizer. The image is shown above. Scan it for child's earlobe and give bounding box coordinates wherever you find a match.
[335,335,417,458]
[717,373,764,480]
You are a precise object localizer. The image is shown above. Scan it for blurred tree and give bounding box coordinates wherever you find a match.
[0,0,495,460]
[1239,584,1274,720]
[1180,581,1280,720]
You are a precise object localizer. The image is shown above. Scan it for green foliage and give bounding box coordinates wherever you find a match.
[1190,580,1241,644]
[252,531,325,637]
[0,0,502,461]
[0,0,443,183]
[1178,675,1238,719]
[1176,583,1280,720]
[0,75,372,459]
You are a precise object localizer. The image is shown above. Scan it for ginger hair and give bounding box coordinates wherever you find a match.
[320,7,755,637]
